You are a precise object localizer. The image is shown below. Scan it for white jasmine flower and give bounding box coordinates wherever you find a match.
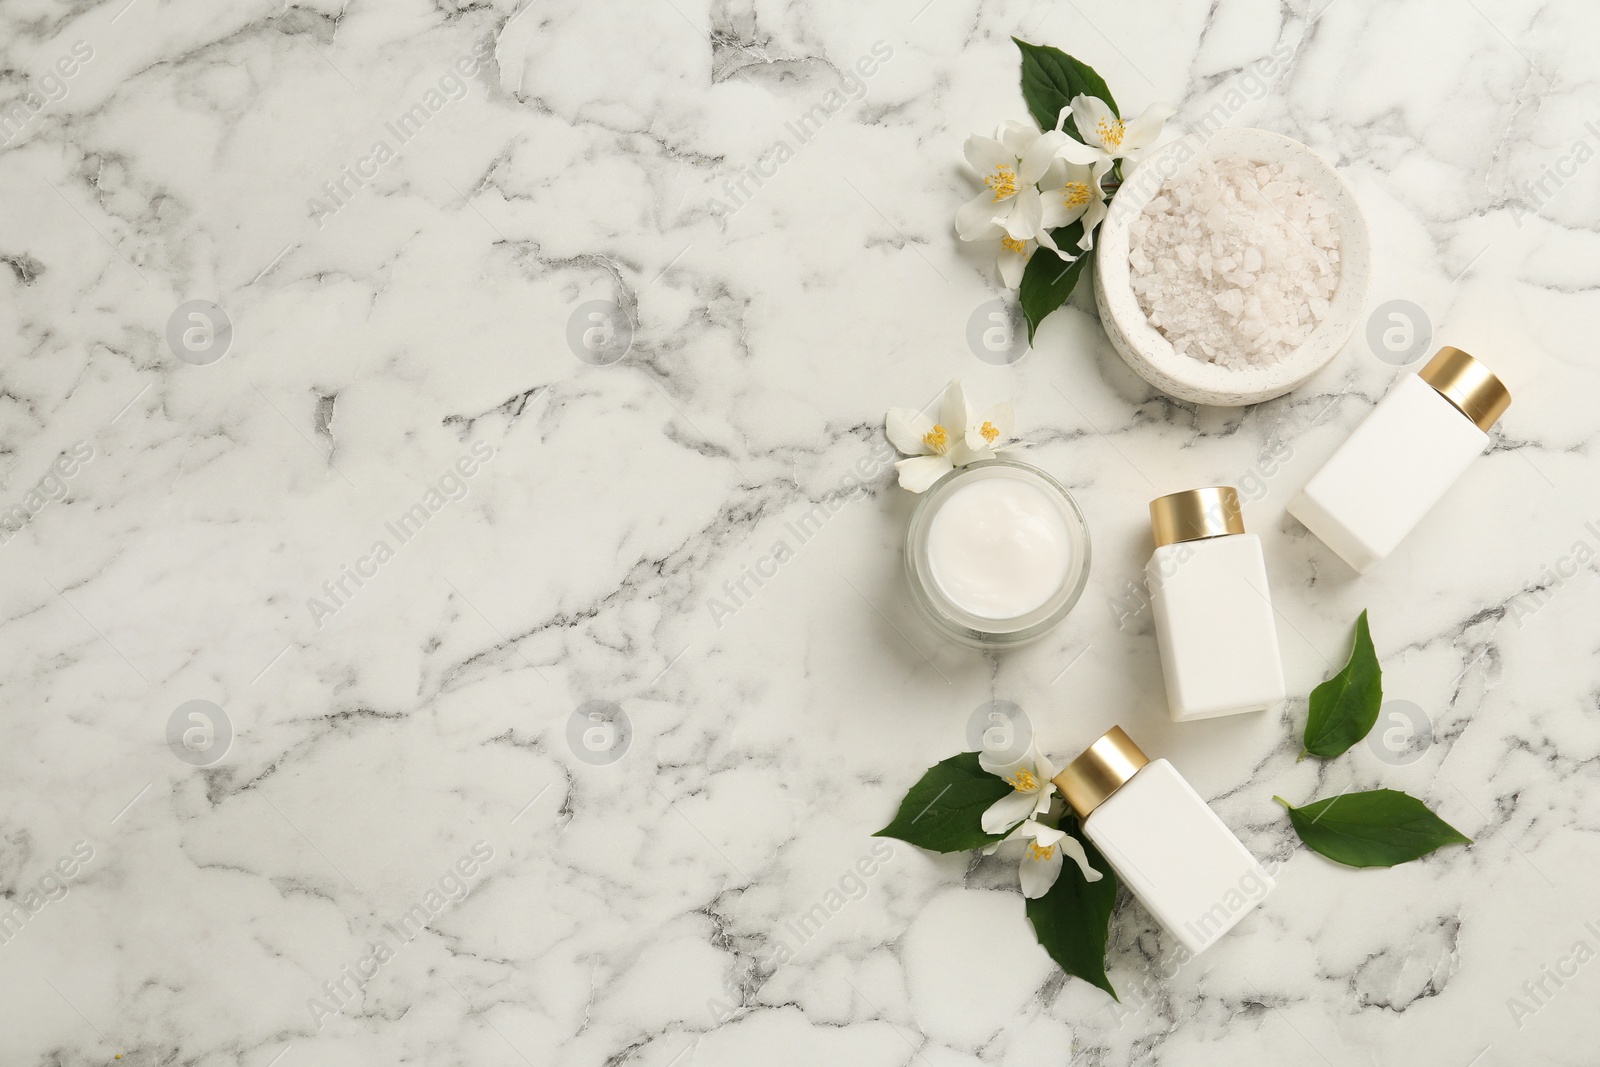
[965,398,1022,455]
[956,121,1075,242]
[993,226,1081,289]
[1068,95,1173,164]
[979,744,1057,833]
[1038,156,1111,252]
[885,379,987,492]
[997,234,1035,289]
[977,744,1101,897]
[985,818,1103,899]
[885,381,1026,492]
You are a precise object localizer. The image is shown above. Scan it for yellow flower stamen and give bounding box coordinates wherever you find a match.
[1000,235,1028,254]
[980,421,1000,445]
[1062,181,1090,208]
[1097,117,1125,149]
[1006,768,1038,791]
[986,164,1017,202]
[1027,841,1056,862]
[922,424,949,453]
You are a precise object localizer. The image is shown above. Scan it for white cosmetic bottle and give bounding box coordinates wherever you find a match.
[1053,727,1272,955]
[1146,486,1285,722]
[1288,346,1512,573]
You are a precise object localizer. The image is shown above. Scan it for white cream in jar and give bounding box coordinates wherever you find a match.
[924,473,1075,619]
[905,460,1091,648]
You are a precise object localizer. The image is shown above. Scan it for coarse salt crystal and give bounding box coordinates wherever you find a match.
[1127,156,1343,370]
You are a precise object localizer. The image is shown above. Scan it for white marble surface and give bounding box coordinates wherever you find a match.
[2,0,1598,1064]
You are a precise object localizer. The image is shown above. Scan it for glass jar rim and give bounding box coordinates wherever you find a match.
[903,458,1092,648]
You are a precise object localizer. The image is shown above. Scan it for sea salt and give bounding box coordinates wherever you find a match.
[1128,157,1341,369]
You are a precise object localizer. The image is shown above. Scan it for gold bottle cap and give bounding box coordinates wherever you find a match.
[1052,726,1150,819]
[1148,486,1245,549]
[1418,346,1511,432]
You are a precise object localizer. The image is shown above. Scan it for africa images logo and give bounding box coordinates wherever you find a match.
[305,442,495,629]
[308,841,494,1028]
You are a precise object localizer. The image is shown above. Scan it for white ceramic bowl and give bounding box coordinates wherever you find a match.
[1092,127,1371,407]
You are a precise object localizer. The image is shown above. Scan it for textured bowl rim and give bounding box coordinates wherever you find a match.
[1094,127,1372,405]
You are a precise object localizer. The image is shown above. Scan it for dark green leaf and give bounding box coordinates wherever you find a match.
[1275,790,1471,868]
[873,752,1012,853]
[1013,38,1118,139]
[1302,609,1383,759]
[1025,819,1119,999]
[1019,226,1090,342]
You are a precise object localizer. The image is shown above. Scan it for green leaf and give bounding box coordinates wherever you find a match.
[1019,227,1090,342]
[1013,38,1118,139]
[873,752,1013,853]
[1025,819,1119,999]
[1302,609,1383,759]
[1275,790,1471,868]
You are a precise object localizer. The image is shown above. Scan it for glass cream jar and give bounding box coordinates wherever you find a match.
[904,459,1091,648]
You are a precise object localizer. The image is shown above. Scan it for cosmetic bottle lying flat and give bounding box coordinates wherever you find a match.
[1054,726,1273,955]
[1288,346,1511,573]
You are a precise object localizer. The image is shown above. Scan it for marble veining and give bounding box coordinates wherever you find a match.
[1,0,1598,1064]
